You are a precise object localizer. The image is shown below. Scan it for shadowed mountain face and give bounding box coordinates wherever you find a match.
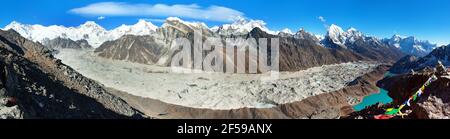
[248,27,366,71]
[42,37,92,50]
[0,30,144,119]
[343,37,405,63]
[390,45,450,74]
[95,35,166,64]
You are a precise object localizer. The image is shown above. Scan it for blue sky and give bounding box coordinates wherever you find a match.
[0,0,449,45]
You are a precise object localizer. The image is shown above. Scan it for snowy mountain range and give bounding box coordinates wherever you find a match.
[382,35,437,57]
[210,18,276,35]
[318,24,439,57]
[2,17,276,48]
[2,17,441,57]
[322,24,383,49]
[2,19,158,47]
[389,44,450,74]
[319,24,404,62]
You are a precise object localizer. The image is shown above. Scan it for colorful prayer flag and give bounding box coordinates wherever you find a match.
[420,85,426,91]
[432,75,438,81]
[417,90,423,97]
[425,81,431,86]
[383,75,438,117]
[385,108,399,115]
[398,104,406,111]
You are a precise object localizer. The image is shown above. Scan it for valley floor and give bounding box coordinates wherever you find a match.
[55,49,379,110]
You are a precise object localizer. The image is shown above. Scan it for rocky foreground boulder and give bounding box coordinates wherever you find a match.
[0,29,145,119]
[346,64,450,119]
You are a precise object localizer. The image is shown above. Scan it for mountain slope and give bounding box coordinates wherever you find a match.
[42,37,92,50]
[95,35,166,64]
[249,27,366,71]
[0,29,144,119]
[390,44,450,74]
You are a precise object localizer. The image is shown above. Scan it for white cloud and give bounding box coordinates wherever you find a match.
[69,2,244,22]
[97,16,106,20]
[318,16,326,22]
[318,16,329,29]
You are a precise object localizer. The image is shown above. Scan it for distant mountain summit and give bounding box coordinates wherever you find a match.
[2,20,158,47]
[321,24,405,62]
[382,35,437,57]
[390,44,450,74]
[211,18,276,35]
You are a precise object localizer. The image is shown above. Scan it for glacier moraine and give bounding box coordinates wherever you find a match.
[55,49,379,110]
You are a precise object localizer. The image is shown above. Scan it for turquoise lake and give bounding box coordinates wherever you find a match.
[353,72,394,111]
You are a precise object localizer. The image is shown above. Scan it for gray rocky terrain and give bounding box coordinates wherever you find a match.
[0,29,145,119]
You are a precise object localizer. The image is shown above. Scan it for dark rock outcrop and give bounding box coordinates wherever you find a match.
[42,37,92,50]
[350,66,450,119]
[378,71,450,119]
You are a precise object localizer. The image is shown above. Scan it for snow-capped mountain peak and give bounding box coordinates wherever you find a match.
[280,28,294,34]
[3,21,33,36]
[382,34,437,56]
[327,24,347,45]
[79,21,103,29]
[345,27,364,43]
[135,19,158,31]
[346,27,362,37]
[215,18,275,35]
[4,21,24,29]
[163,17,208,29]
[292,28,322,43]
[2,20,162,48]
[110,19,158,39]
[325,24,369,46]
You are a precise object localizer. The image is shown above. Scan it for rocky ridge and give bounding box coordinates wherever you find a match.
[0,29,145,119]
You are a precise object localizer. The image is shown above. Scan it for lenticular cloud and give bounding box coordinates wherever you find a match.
[69,2,244,22]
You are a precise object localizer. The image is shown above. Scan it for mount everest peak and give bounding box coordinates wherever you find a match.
[213,18,276,35]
